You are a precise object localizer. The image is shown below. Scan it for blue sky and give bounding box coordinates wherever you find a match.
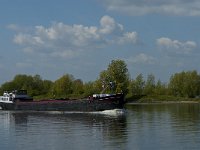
[0,0,200,84]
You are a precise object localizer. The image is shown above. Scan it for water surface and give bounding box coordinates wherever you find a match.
[1,103,200,150]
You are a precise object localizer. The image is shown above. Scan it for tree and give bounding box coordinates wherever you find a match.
[129,73,145,96]
[42,80,53,96]
[108,60,130,94]
[52,74,74,98]
[144,74,156,95]
[29,75,43,96]
[97,59,130,94]
[184,71,200,98]
[154,80,168,95]
[72,79,84,96]
[0,81,15,94]
[169,70,200,98]
[12,74,32,90]
[0,74,51,97]
[83,81,98,97]
[96,70,112,93]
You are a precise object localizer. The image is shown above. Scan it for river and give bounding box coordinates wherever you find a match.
[1,103,200,150]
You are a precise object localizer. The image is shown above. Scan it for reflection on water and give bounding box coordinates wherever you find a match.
[0,110,127,150]
[1,104,200,150]
[126,104,200,150]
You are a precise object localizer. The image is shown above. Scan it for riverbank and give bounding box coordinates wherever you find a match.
[126,95,200,104]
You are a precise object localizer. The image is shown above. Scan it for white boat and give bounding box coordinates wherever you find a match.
[0,90,33,104]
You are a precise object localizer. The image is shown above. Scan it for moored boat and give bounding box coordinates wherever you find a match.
[0,90,125,111]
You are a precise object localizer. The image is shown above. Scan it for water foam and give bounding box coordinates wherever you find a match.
[90,109,126,116]
[44,109,126,117]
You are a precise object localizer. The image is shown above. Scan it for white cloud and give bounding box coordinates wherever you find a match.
[99,15,123,34]
[156,37,197,55]
[101,0,200,16]
[127,53,156,64]
[118,32,138,44]
[14,33,44,46]
[12,15,139,59]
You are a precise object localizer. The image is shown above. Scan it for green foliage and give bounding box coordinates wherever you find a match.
[108,60,130,94]
[144,74,156,95]
[42,80,54,95]
[169,70,200,98]
[128,73,145,96]
[83,81,99,97]
[1,60,200,100]
[0,74,53,97]
[72,79,84,95]
[154,80,168,95]
[52,74,74,98]
[97,59,130,94]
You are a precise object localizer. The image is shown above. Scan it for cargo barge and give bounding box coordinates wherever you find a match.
[0,90,125,111]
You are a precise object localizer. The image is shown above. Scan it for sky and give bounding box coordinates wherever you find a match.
[0,0,200,84]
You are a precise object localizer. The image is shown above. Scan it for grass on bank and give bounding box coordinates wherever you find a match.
[126,95,200,103]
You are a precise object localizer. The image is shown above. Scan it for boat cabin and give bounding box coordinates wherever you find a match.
[0,90,33,103]
[0,91,13,103]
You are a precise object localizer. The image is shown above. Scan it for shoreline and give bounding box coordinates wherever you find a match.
[125,95,200,105]
[126,100,200,105]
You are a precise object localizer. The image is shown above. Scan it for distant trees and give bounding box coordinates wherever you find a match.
[128,73,168,97]
[0,74,53,97]
[144,74,156,95]
[72,79,84,96]
[0,60,200,99]
[168,71,200,98]
[129,74,145,96]
[97,59,130,94]
[83,81,99,97]
[128,70,200,99]
[154,80,167,95]
[52,74,74,98]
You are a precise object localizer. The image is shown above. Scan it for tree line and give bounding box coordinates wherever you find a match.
[0,59,200,99]
[129,71,200,99]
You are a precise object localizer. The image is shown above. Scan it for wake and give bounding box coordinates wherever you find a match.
[43,109,126,117]
[90,109,126,116]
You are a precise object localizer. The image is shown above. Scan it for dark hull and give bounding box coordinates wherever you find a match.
[0,94,125,111]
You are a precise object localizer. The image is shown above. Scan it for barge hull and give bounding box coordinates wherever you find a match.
[0,94,124,111]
